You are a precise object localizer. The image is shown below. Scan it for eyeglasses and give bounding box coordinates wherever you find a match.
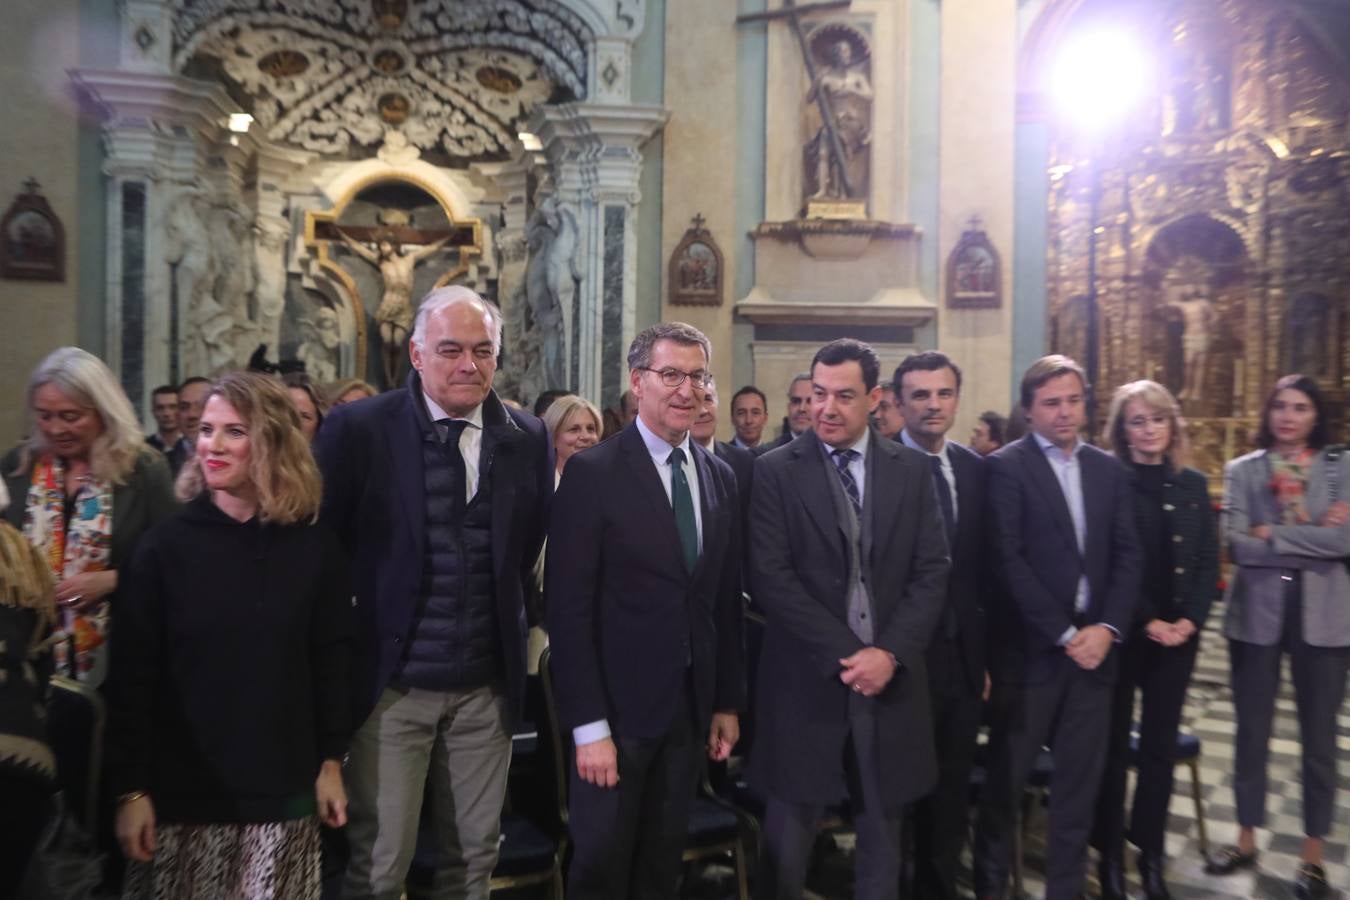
[638,367,713,389]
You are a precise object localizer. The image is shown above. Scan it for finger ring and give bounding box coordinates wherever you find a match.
[853,684,862,693]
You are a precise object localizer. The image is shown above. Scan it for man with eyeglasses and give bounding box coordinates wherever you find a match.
[548,322,745,900]
[314,285,552,900]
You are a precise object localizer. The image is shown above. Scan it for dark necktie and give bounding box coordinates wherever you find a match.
[929,454,960,638]
[831,448,862,522]
[929,454,956,543]
[669,447,699,572]
[437,418,470,513]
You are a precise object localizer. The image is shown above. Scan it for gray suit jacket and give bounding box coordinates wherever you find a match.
[1222,446,1350,647]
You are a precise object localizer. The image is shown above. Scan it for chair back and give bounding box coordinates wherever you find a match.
[536,647,571,827]
[47,675,105,831]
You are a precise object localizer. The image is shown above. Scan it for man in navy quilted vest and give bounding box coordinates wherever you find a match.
[315,285,551,900]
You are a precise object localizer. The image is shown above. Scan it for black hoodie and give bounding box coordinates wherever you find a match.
[105,493,353,824]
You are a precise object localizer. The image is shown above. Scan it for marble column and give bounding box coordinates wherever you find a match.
[531,102,668,404]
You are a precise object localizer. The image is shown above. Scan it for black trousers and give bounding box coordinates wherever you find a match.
[973,663,1113,900]
[565,689,702,900]
[761,698,902,900]
[905,640,983,900]
[1091,625,1199,859]
[1230,579,1350,838]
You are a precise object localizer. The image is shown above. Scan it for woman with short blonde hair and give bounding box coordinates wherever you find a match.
[541,394,603,478]
[327,378,378,407]
[2,347,176,685]
[108,371,352,900]
[1091,379,1218,899]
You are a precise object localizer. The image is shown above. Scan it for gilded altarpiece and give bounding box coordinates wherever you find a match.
[1047,0,1350,482]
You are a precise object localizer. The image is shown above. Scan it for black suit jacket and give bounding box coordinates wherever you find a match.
[314,378,552,726]
[985,435,1141,684]
[928,440,989,692]
[714,440,754,536]
[749,429,950,808]
[546,423,745,740]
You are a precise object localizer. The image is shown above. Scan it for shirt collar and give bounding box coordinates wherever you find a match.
[1033,430,1082,461]
[422,390,483,431]
[899,428,950,465]
[822,428,870,461]
[636,414,693,464]
[697,435,717,452]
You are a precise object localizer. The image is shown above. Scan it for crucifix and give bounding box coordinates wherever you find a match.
[736,0,857,199]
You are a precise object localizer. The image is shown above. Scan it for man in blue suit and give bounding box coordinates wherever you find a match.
[973,354,1141,900]
[315,286,551,900]
[546,322,745,900]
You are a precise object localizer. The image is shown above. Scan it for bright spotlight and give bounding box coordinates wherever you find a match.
[1051,30,1151,135]
[227,113,254,134]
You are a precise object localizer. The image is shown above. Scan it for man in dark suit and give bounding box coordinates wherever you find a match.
[972,354,1141,900]
[751,339,950,900]
[892,351,987,900]
[755,373,814,455]
[314,286,552,900]
[546,322,745,900]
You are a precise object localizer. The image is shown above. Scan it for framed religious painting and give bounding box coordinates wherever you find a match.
[946,218,1000,309]
[669,214,724,307]
[1,178,65,282]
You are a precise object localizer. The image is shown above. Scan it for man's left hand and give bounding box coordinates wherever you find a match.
[707,712,740,761]
[839,647,897,697]
[1065,624,1113,670]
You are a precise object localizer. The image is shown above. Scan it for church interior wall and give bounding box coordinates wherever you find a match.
[0,0,86,449]
[659,0,741,407]
[732,0,768,398]
[937,0,1017,439]
[907,0,941,351]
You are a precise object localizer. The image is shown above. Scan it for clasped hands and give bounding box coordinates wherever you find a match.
[576,712,741,788]
[1065,624,1113,670]
[1144,617,1197,647]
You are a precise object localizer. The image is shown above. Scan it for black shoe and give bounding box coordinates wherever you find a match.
[1098,855,1128,900]
[1204,844,1258,875]
[1295,862,1329,900]
[1137,851,1172,900]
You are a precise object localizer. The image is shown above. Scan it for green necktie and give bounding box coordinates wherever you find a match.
[669,447,699,572]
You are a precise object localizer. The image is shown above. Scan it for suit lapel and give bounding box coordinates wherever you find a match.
[391,394,428,560]
[868,431,905,563]
[620,426,685,576]
[691,442,719,583]
[790,431,848,550]
[1080,449,1108,564]
[1022,436,1083,560]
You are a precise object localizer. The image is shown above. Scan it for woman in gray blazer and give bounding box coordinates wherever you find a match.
[1209,374,1350,900]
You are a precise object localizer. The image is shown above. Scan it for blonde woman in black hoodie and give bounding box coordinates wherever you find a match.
[106,372,353,900]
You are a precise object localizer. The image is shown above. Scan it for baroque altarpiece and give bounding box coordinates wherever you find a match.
[1047,0,1350,481]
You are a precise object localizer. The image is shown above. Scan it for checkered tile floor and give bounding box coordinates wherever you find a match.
[686,607,1348,898]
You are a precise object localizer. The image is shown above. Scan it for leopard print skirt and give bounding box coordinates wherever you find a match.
[122,817,320,900]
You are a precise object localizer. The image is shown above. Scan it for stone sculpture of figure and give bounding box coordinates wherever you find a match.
[523,194,581,391]
[166,192,234,375]
[1164,275,1219,402]
[296,306,341,384]
[337,228,451,387]
[253,216,291,359]
[804,35,873,203]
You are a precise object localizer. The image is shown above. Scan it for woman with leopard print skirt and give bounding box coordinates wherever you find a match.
[105,372,354,899]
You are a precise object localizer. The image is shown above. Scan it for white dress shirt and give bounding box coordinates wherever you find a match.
[1031,431,1095,645]
[899,429,958,522]
[422,391,484,503]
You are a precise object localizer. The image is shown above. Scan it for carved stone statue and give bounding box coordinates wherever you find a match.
[1163,260,1219,402]
[296,306,341,383]
[803,29,873,205]
[523,194,581,391]
[337,228,451,387]
[254,216,291,360]
[166,192,234,377]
